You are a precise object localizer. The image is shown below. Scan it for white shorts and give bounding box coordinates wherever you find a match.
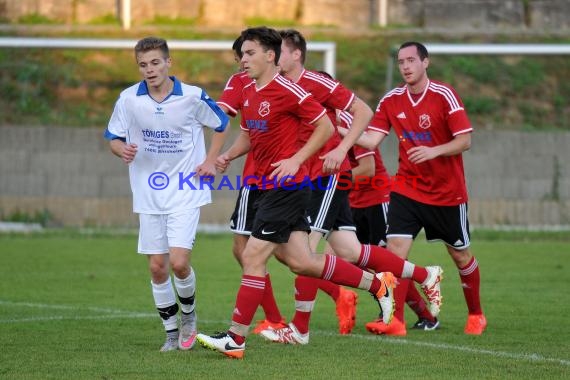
[137,208,200,254]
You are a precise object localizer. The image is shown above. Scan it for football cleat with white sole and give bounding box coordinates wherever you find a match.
[260,322,309,345]
[373,272,397,324]
[178,310,197,350]
[421,266,443,317]
[196,332,245,359]
[252,318,287,335]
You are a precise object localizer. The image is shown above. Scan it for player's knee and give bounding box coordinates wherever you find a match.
[149,261,168,280]
[386,241,410,259]
[333,246,358,263]
[170,260,190,278]
[448,247,472,267]
[288,255,320,276]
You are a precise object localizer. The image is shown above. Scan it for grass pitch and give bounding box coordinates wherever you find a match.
[0,230,568,379]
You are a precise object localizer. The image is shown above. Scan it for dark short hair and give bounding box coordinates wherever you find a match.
[399,41,429,60]
[240,26,282,64]
[134,37,169,59]
[232,35,244,59]
[279,29,307,64]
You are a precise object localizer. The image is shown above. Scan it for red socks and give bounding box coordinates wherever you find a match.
[459,256,482,314]
[291,275,320,334]
[231,275,265,338]
[357,244,428,284]
[406,284,435,321]
[260,273,284,323]
[321,254,382,294]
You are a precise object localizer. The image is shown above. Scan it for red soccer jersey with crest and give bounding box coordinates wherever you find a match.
[339,111,391,208]
[240,74,327,189]
[294,69,354,179]
[217,72,256,181]
[369,80,472,206]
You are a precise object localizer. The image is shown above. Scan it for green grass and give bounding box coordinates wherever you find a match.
[0,232,569,379]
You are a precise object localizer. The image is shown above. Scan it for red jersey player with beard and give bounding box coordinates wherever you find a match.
[344,41,485,335]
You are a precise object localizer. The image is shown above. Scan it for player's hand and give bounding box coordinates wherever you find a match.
[215,153,231,173]
[320,147,347,174]
[196,159,217,177]
[122,143,138,164]
[269,158,300,183]
[407,146,438,164]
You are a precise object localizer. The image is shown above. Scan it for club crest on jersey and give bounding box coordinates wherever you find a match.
[258,101,270,117]
[419,114,431,129]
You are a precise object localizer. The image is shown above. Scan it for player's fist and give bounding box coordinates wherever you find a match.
[215,153,231,173]
[122,143,138,164]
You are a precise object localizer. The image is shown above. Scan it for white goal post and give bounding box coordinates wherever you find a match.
[0,37,337,78]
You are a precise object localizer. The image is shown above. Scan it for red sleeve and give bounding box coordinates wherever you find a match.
[217,74,247,117]
[444,86,473,136]
[369,97,391,134]
[327,81,355,111]
[352,145,375,160]
[298,93,327,126]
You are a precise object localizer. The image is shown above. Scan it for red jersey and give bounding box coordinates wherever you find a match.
[217,72,256,181]
[240,74,327,189]
[218,72,251,117]
[348,146,391,208]
[294,69,354,179]
[369,80,472,206]
[340,111,390,208]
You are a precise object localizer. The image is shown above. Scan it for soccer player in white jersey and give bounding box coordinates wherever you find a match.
[104,37,229,351]
[342,41,485,335]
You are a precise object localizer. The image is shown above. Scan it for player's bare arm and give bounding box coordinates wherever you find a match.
[215,130,251,173]
[321,97,373,170]
[109,139,137,164]
[197,128,230,176]
[339,127,387,151]
[338,97,374,152]
[407,132,471,164]
[351,154,375,178]
[270,114,334,180]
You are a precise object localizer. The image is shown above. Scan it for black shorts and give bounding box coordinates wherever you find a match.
[307,172,356,234]
[351,202,389,246]
[386,192,471,250]
[229,185,260,235]
[251,186,311,243]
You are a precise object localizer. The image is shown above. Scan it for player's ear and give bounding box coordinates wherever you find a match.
[267,49,276,64]
[293,48,302,61]
[423,57,429,70]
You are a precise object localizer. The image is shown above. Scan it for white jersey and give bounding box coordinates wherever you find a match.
[105,77,228,214]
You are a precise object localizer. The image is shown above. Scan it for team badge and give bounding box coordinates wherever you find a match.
[419,114,431,129]
[258,101,270,117]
